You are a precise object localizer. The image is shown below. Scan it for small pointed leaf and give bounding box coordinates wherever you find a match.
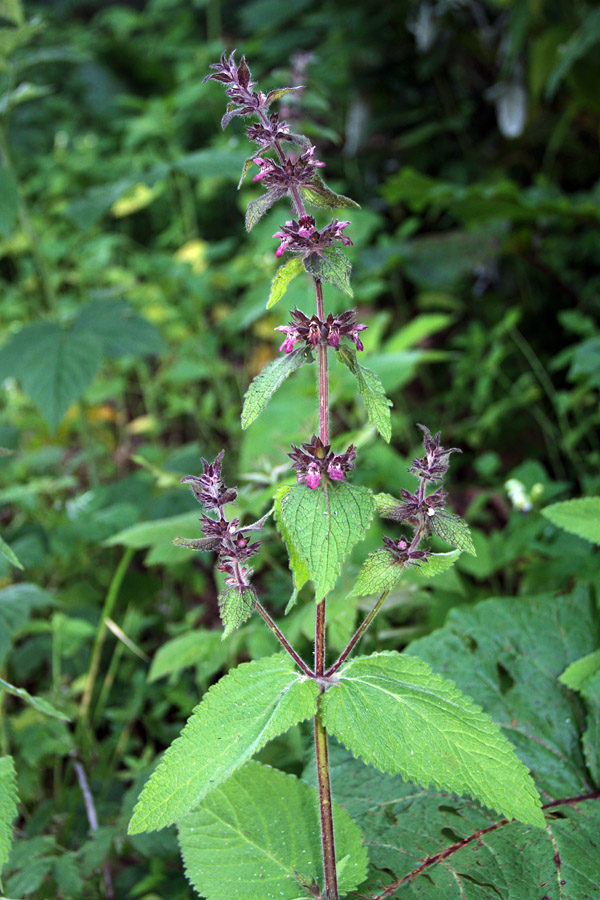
[350,548,404,598]
[241,345,313,429]
[415,549,461,578]
[429,510,476,555]
[171,536,221,552]
[279,481,375,599]
[265,85,304,106]
[337,345,392,441]
[267,256,304,309]
[245,187,286,231]
[0,677,70,721]
[301,174,360,210]
[0,534,23,570]
[218,584,256,638]
[237,156,254,189]
[321,651,544,828]
[128,655,320,834]
[178,761,368,900]
[559,650,600,691]
[304,248,353,296]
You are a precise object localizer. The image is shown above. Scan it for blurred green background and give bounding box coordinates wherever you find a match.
[0,0,598,896]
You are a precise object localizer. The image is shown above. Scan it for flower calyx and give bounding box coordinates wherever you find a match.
[409,424,461,484]
[289,435,356,490]
[272,215,352,259]
[252,145,325,190]
[382,536,431,568]
[275,308,367,354]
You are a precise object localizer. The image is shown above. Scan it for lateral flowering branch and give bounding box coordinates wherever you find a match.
[276,308,367,354]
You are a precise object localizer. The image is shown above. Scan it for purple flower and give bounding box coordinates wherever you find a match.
[306,464,321,490]
[275,308,367,354]
[271,216,352,259]
[382,536,431,567]
[181,451,237,510]
[409,425,461,483]
[289,435,356,487]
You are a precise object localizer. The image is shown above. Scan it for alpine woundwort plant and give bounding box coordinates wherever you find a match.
[128,53,545,900]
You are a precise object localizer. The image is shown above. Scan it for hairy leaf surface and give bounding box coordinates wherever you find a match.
[321,652,544,827]
[350,548,404,597]
[542,497,600,545]
[218,584,256,638]
[273,484,311,612]
[337,345,392,442]
[0,756,18,887]
[241,345,313,429]
[301,174,360,210]
[428,509,476,555]
[304,248,353,296]
[178,761,368,900]
[279,481,375,599]
[267,256,304,309]
[245,187,286,231]
[128,655,319,834]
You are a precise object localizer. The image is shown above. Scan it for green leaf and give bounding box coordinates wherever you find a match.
[415,549,461,578]
[321,651,544,828]
[0,81,52,116]
[267,256,304,309]
[0,160,18,237]
[300,174,360,210]
[337,345,392,442]
[546,7,600,98]
[237,156,254,189]
[0,583,54,667]
[273,484,311,612]
[428,509,476,555]
[178,761,368,900]
[128,655,320,834]
[279,481,375,599]
[559,652,600,785]
[350,548,404,598]
[303,248,353,296]
[0,756,18,888]
[0,535,22,570]
[148,630,226,683]
[265,85,304,106]
[0,322,102,431]
[542,497,600,545]
[241,345,313,429]
[218,584,256,638]
[245,187,285,231]
[374,492,402,517]
[72,299,165,359]
[0,677,70,721]
[105,512,199,552]
[0,0,24,25]
[560,650,600,691]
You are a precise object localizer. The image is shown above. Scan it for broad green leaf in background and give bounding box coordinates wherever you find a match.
[560,651,600,786]
[0,583,54,667]
[72,298,165,358]
[337,345,392,442]
[273,484,311,612]
[303,248,353,296]
[148,630,227,683]
[241,345,313,429]
[178,761,368,900]
[105,511,199,565]
[0,322,102,431]
[545,7,600,98]
[267,256,305,309]
[321,651,544,828]
[218,584,256,638]
[0,161,18,237]
[0,81,52,116]
[278,481,375,599]
[542,497,600,545]
[128,655,320,834]
[0,756,18,888]
[0,677,70,721]
[0,535,22,570]
[0,0,25,25]
[300,174,360,210]
[350,548,404,597]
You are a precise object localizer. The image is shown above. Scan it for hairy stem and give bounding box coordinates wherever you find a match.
[326,590,390,677]
[255,601,314,676]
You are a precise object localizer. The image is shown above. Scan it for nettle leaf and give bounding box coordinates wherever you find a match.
[279,481,375,599]
[0,755,18,886]
[241,345,313,429]
[245,187,286,231]
[324,743,600,900]
[428,509,476,555]
[0,583,54,667]
[416,549,461,578]
[321,651,544,828]
[304,248,353,297]
[237,156,254,189]
[0,677,70,721]
[128,655,319,834]
[374,492,401,518]
[542,497,600,545]
[171,536,221,553]
[337,345,392,442]
[265,85,304,106]
[274,484,311,612]
[351,548,403,598]
[560,650,600,691]
[560,651,600,786]
[218,584,256,638]
[0,534,23,570]
[72,298,165,358]
[267,255,304,309]
[300,174,360,210]
[0,322,102,431]
[178,761,368,900]
[148,630,226,683]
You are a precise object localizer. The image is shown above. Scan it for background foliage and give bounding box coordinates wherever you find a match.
[0,0,598,897]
